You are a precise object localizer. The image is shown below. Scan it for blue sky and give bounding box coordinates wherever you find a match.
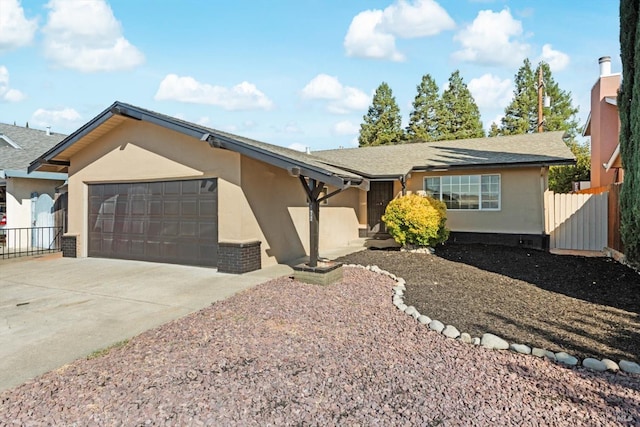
[0,0,621,151]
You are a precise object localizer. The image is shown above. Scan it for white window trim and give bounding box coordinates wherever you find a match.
[423,173,501,211]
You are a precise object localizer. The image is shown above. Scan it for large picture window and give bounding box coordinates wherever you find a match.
[424,174,500,210]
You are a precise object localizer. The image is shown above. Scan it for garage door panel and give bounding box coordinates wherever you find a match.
[88,179,218,267]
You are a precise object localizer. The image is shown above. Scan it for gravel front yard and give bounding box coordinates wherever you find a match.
[1,264,639,425]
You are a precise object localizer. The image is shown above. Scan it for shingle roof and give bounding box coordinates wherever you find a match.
[313,132,576,177]
[0,123,67,171]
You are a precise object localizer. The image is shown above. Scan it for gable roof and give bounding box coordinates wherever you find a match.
[0,123,67,172]
[29,101,367,190]
[314,132,575,178]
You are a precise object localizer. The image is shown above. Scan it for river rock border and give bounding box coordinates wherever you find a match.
[344,263,640,376]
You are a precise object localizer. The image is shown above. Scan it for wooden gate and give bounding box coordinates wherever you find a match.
[544,190,608,251]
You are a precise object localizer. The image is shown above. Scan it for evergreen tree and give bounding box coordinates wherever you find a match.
[548,140,590,192]
[358,82,404,146]
[438,70,484,140]
[405,74,440,142]
[498,59,537,135]
[619,0,640,266]
[488,122,500,137]
[495,59,580,137]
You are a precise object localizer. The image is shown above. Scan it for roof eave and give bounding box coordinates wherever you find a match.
[29,102,367,191]
[411,159,576,172]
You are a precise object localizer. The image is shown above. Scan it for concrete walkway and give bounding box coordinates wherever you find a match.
[0,242,365,392]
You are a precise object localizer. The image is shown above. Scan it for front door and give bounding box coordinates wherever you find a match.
[367,181,394,236]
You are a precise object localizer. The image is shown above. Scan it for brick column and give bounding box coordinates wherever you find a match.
[61,234,78,258]
[217,240,261,274]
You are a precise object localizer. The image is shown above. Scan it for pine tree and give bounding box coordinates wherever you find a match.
[358,82,404,146]
[498,59,537,136]
[405,74,440,142]
[438,70,484,140]
[619,0,640,266]
[488,122,500,137]
[495,59,579,137]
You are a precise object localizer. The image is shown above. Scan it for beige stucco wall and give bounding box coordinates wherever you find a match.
[66,118,361,267]
[404,167,547,234]
[240,156,359,265]
[4,177,64,248]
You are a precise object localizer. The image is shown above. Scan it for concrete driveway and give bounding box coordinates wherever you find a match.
[0,254,293,392]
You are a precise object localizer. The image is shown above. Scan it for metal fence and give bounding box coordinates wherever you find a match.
[0,226,63,260]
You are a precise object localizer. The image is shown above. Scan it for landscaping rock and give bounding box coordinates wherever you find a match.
[480,333,509,350]
[428,320,445,333]
[397,303,407,312]
[619,360,640,374]
[601,359,620,372]
[509,344,531,355]
[442,325,460,339]
[396,278,406,287]
[417,315,431,325]
[393,300,403,308]
[472,337,481,346]
[583,358,607,372]
[459,333,472,344]
[532,348,556,360]
[393,287,404,296]
[392,295,403,304]
[555,352,578,366]
[404,306,417,317]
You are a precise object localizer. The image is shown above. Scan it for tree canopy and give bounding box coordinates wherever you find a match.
[358,82,404,147]
[405,74,441,142]
[491,59,580,138]
[437,70,484,140]
[619,0,640,266]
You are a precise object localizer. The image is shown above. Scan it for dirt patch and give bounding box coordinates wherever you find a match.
[337,243,640,363]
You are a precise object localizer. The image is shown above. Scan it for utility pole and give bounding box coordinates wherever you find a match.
[537,67,544,133]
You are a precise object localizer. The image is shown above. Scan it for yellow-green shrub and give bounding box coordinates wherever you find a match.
[382,194,450,247]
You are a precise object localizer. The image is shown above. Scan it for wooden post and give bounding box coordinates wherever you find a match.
[537,67,544,133]
[299,177,324,268]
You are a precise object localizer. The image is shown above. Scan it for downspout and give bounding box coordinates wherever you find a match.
[540,167,548,248]
[400,175,407,195]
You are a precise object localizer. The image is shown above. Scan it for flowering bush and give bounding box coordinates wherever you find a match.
[382,193,449,247]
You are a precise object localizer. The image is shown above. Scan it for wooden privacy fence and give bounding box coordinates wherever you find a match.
[544,190,608,251]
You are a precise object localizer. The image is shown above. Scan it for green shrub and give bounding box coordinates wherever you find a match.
[382,194,450,247]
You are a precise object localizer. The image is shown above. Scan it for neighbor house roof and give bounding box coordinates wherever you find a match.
[29,101,368,191]
[314,132,575,178]
[0,123,67,173]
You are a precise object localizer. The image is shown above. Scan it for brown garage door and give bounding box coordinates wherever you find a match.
[88,179,218,267]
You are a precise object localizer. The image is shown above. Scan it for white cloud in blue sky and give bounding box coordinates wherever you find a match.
[155,74,274,111]
[0,0,37,52]
[452,9,530,67]
[344,0,455,61]
[42,0,144,72]
[0,66,26,102]
[0,0,622,149]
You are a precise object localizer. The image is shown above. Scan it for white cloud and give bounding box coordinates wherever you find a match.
[0,0,37,52]
[42,0,144,72]
[0,66,26,102]
[30,107,82,129]
[380,0,456,38]
[344,0,455,61]
[332,120,360,135]
[452,9,529,67]
[301,74,344,99]
[468,74,512,108]
[539,43,570,72]
[301,74,370,114]
[155,74,274,111]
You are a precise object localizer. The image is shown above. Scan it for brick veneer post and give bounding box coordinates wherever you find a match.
[61,234,77,258]
[217,240,261,274]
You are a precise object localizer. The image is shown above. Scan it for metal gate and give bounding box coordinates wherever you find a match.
[544,190,608,251]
